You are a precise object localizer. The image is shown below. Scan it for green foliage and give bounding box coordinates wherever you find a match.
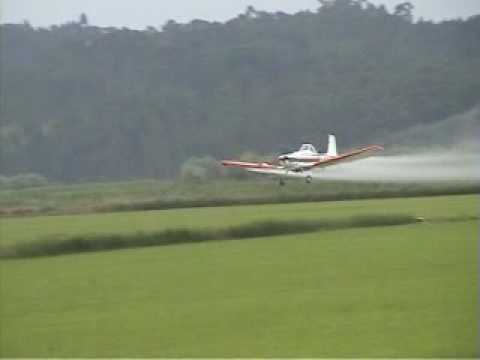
[0,195,477,357]
[2,194,477,248]
[394,2,414,22]
[0,173,49,190]
[104,184,480,213]
[180,156,224,182]
[1,1,480,181]
[0,178,478,216]
[0,214,418,258]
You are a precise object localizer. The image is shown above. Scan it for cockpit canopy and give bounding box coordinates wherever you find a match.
[299,143,317,153]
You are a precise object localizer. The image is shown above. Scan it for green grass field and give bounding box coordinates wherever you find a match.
[1,178,478,216]
[0,195,478,357]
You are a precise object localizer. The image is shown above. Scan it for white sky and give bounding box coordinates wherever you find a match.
[2,0,480,29]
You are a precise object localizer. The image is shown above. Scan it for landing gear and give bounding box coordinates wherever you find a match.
[279,178,286,186]
[305,175,313,184]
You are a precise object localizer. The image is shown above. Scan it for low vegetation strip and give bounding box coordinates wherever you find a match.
[94,184,480,213]
[1,180,478,218]
[1,214,419,259]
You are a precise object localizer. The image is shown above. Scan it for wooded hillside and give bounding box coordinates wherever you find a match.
[1,0,479,180]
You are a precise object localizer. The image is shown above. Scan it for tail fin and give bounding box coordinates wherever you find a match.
[327,134,337,156]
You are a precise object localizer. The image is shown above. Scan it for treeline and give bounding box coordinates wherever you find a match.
[1,0,480,181]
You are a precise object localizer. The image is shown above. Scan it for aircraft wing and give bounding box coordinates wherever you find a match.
[306,144,384,170]
[222,144,383,174]
[221,160,285,175]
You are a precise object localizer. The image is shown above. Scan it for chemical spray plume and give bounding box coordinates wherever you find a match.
[315,150,479,182]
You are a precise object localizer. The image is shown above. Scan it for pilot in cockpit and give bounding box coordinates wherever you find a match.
[299,144,317,153]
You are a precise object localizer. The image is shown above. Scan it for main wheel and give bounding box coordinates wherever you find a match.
[279,178,286,186]
[305,175,312,184]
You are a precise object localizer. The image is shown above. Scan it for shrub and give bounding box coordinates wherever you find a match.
[179,156,225,183]
[0,173,49,190]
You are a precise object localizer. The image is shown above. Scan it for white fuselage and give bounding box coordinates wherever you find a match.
[278,144,332,170]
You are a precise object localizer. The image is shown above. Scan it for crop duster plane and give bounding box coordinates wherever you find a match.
[222,135,383,185]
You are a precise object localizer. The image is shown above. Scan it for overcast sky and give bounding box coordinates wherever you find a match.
[2,0,480,29]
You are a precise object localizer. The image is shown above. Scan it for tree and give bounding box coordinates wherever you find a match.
[79,13,89,26]
[162,19,181,32]
[394,2,414,22]
[245,5,257,18]
[1,5,479,181]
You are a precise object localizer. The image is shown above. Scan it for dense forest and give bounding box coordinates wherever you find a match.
[1,0,480,181]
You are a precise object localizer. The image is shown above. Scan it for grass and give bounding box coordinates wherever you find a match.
[1,194,476,247]
[0,178,171,215]
[0,194,478,357]
[0,178,478,216]
[1,214,419,258]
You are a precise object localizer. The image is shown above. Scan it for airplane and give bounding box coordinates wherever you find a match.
[221,134,383,185]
